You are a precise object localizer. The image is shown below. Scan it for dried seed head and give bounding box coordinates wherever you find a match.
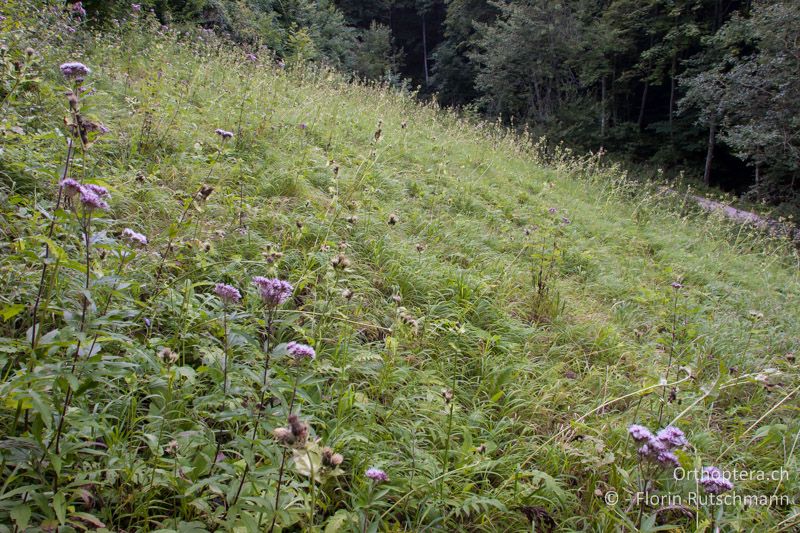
[322,447,344,468]
[388,213,399,225]
[341,288,354,300]
[165,439,178,455]
[158,347,179,365]
[401,120,407,129]
[346,215,358,224]
[331,254,351,270]
[295,220,304,230]
[196,185,214,201]
[442,389,454,404]
[338,241,348,251]
[287,414,308,446]
[415,243,426,253]
[273,427,293,445]
[391,294,402,305]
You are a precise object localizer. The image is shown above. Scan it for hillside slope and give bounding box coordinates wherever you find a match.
[1,8,799,532]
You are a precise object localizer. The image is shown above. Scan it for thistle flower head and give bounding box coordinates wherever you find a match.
[700,466,734,494]
[252,277,293,307]
[272,427,293,444]
[214,128,234,140]
[331,254,351,270]
[365,467,389,482]
[122,228,148,247]
[287,414,308,445]
[671,281,683,289]
[60,177,83,197]
[655,426,688,448]
[322,447,344,468]
[286,341,315,361]
[214,283,241,305]
[60,61,90,79]
[158,347,179,365]
[83,183,109,198]
[71,2,86,18]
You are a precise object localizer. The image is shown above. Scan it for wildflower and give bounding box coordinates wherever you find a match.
[322,447,344,468]
[144,317,152,328]
[388,213,399,225]
[71,2,86,18]
[747,310,764,321]
[245,53,257,62]
[215,128,234,140]
[214,283,241,305]
[252,277,293,307]
[365,467,389,483]
[60,61,90,79]
[391,294,402,305]
[158,347,179,365]
[401,120,407,129]
[700,466,734,495]
[80,189,109,211]
[476,444,486,453]
[131,3,141,13]
[60,177,83,197]
[122,228,148,247]
[83,183,109,198]
[346,215,358,224]
[548,207,557,214]
[342,288,354,300]
[655,426,688,448]
[295,220,304,229]
[273,414,309,447]
[286,341,315,361]
[298,123,307,130]
[561,217,571,225]
[656,450,680,468]
[416,243,426,253]
[442,389,453,404]
[25,47,35,57]
[331,254,351,270]
[671,281,683,290]
[165,439,178,455]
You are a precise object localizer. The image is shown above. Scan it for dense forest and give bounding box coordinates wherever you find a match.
[80,0,799,214]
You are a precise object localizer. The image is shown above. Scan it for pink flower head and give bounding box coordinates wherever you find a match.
[122,228,148,247]
[60,177,83,197]
[79,188,108,211]
[252,277,293,307]
[71,2,86,18]
[131,3,141,13]
[60,61,91,79]
[628,424,653,443]
[245,53,257,62]
[286,341,315,361]
[655,426,688,448]
[214,283,241,305]
[215,128,234,140]
[365,468,388,482]
[700,466,734,494]
[83,183,109,198]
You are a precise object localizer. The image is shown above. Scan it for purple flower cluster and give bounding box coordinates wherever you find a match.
[365,467,389,482]
[131,3,141,13]
[671,281,683,289]
[286,341,315,361]
[60,61,91,80]
[122,228,148,247]
[71,2,86,18]
[61,179,109,211]
[245,53,257,62]
[215,128,234,140]
[699,466,734,494]
[629,424,687,468]
[214,283,241,305]
[252,277,293,307]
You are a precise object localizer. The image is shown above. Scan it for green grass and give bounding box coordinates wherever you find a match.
[1,6,799,532]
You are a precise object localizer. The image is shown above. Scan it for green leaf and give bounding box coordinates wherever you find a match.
[0,304,25,321]
[10,504,31,529]
[53,491,66,525]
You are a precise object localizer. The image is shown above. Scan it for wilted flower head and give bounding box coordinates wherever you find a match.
[252,277,293,307]
[158,347,179,365]
[165,439,178,455]
[331,254,351,270]
[322,447,344,468]
[700,466,734,494]
[60,177,83,197]
[60,61,90,79]
[215,128,234,140]
[388,213,399,225]
[80,188,109,211]
[273,414,309,447]
[122,228,148,247]
[196,184,214,202]
[342,288,354,300]
[365,467,389,483]
[286,341,315,361]
[214,283,241,305]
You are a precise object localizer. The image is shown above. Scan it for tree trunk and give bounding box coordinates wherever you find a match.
[422,14,429,87]
[704,117,716,187]
[601,75,607,139]
[637,82,649,130]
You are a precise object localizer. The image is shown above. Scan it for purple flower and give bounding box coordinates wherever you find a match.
[628,424,654,443]
[700,466,734,494]
[79,189,109,211]
[561,217,571,225]
[122,228,148,247]
[215,128,234,140]
[671,281,683,289]
[365,468,388,482]
[655,426,688,448]
[83,183,109,198]
[60,61,91,80]
[214,283,241,305]
[286,341,315,361]
[144,317,152,328]
[60,177,83,197]
[71,2,86,18]
[131,3,141,12]
[252,277,293,307]
[298,123,307,130]
[656,451,680,468]
[548,207,557,214]
[245,53,257,62]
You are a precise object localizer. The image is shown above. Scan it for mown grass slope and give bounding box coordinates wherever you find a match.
[1,7,799,532]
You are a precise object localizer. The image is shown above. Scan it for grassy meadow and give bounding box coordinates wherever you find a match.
[1,4,799,531]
